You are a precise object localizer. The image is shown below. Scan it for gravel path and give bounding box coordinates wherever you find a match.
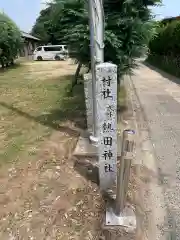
[132,63,178,239]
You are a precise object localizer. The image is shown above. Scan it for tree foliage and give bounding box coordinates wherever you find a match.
[31,7,54,44]
[149,20,180,56]
[32,0,160,76]
[0,12,22,67]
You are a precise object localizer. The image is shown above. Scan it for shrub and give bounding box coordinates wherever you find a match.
[149,20,180,56]
[148,54,180,78]
[0,12,22,68]
[148,19,180,77]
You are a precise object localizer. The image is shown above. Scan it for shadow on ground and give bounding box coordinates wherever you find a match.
[73,157,119,208]
[37,83,86,130]
[74,157,99,185]
[0,83,86,137]
[0,63,23,73]
[117,105,127,114]
[144,60,180,86]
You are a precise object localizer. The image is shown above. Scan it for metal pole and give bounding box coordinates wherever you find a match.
[94,0,104,63]
[115,129,135,215]
[88,0,98,140]
[88,0,105,143]
[105,129,136,227]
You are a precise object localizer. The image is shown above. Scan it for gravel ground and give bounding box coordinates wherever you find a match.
[132,63,178,239]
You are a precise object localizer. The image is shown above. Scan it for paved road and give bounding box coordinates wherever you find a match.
[132,63,178,239]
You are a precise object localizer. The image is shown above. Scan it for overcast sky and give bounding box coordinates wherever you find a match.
[0,0,180,32]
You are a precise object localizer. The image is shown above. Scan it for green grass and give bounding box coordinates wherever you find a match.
[0,62,85,166]
[117,85,127,114]
[118,85,126,107]
[0,60,127,166]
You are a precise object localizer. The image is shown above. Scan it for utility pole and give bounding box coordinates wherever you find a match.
[87,0,136,230]
[88,0,98,143]
[88,0,104,144]
[94,0,104,63]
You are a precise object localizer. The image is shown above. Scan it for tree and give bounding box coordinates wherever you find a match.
[31,7,54,44]
[0,12,22,68]
[149,19,180,56]
[32,0,160,79]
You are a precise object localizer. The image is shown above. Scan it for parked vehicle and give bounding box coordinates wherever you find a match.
[33,45,68,61]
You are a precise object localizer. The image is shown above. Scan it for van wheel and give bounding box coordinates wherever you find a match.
[37,56,43,61]
[55,55,60,61]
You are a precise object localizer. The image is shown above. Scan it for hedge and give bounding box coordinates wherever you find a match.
[148,54,180,78]
[147,19,180,78]
[149,20,180,56]
[0,13,22,68]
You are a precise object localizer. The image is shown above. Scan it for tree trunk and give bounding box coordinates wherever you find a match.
[70,62,82,93]
[0,60,4,68]
[87,62,91,73]
[74,62,82,85]
[10,59,14,65]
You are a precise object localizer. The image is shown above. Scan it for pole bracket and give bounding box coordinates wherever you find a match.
[105,205,136,231]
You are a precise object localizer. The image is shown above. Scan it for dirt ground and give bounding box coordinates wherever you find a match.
[0,131,106,240]
[0,60,138,240]
[0,60,103,240]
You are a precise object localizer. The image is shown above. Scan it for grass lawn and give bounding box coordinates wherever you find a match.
[0,60,85,166]
[118,85,127,109]
[0,61,130,240]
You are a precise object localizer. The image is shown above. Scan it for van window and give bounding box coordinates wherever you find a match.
[36,47,42,51]
[44,46,62,52]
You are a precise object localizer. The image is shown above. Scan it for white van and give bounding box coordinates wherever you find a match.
[33,45,68,61]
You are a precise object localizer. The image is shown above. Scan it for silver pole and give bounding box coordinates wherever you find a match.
[88,0,98,139]
[94,0,104,63]
[88,0,104,142]
[115,129,135,215]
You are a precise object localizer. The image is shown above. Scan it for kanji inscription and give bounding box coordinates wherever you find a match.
[96,63,117,190]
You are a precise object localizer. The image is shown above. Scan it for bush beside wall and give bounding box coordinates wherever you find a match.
[0,13,22,68]
[148,19,180,78]
[147,54,180,78]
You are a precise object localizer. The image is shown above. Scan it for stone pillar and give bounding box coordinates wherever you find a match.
[84,73,93,134]
[96,62,117,190]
